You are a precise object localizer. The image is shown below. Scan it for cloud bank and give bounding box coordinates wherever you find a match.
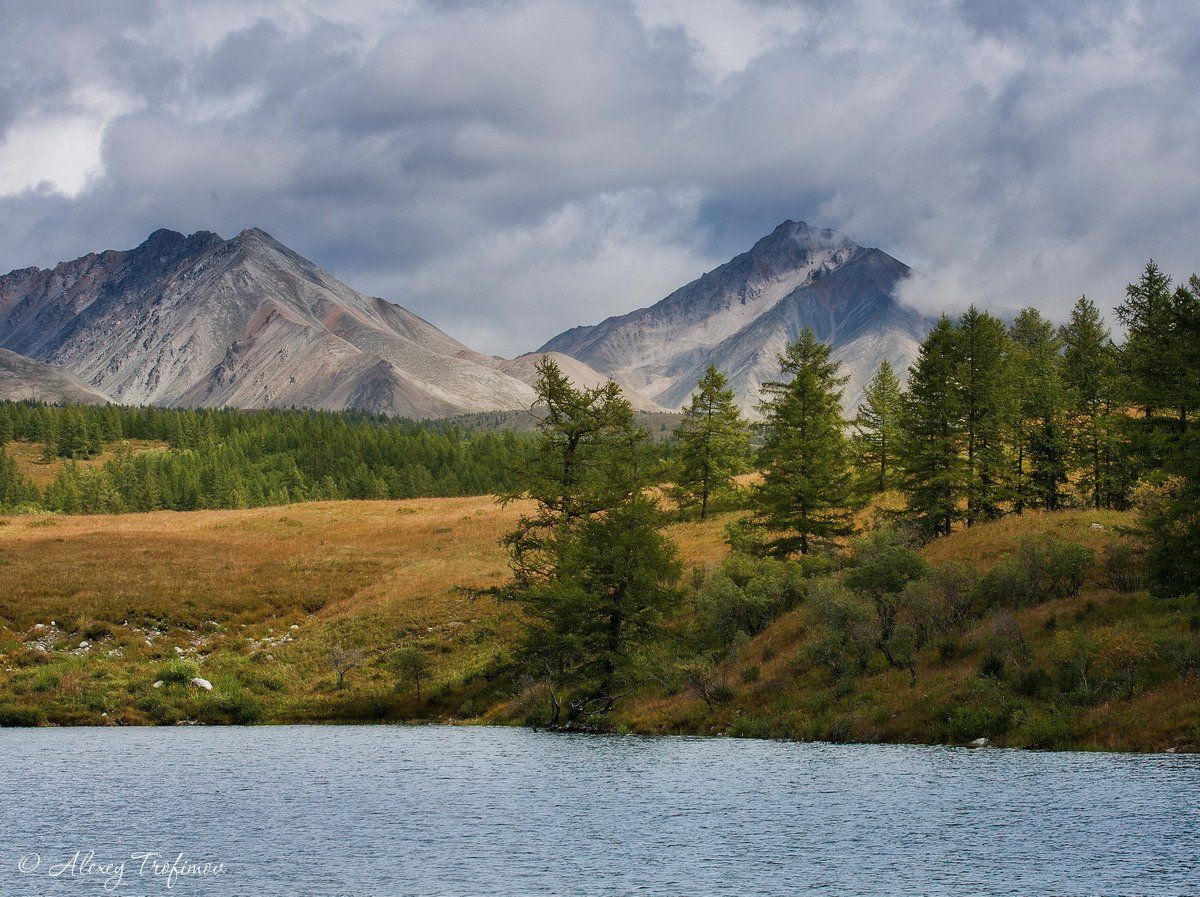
[1,0,1196,353]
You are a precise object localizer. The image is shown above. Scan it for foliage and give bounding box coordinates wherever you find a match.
[0,401,543,513]
[499,357,681,726]
[897,316,965,537]
[749,329,857,555]
[670,365,751,519]
[852,360,903,495]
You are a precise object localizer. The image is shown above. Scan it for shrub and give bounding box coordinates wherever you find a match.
[943,680,1019,743]
[0,704,42,726]
[197,688,264,725]
[978,534,1095,607]
[739,664,761,684]
[1016,707,1080,749]
[30,669,61,693]
[1159,633,1200,677]
[687,553,807,656]
[1103,541,1144,592]
[156,660,197,686]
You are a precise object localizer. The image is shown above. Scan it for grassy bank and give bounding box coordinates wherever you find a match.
[0,498,1195,751]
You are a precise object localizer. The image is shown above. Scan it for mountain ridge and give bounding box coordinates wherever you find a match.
[1,228,551,418]
[538,220,934,414]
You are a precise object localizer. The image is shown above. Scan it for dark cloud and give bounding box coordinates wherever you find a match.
[0,0,1196,354]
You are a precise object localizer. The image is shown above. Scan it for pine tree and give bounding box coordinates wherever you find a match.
[1117,260,1176,419]
[1061,296,1121,508]
[897,316,964,537]
[1009,308,1067,511]
[852,360,903,495]
[955,307,1011,524]
[670,365,750,519]
[499,357,681,725]
[748,329,856,555]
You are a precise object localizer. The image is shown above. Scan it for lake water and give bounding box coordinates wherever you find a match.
[0,725,1197,896]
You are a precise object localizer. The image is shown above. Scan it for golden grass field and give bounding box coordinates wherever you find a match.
[0,494,1195,751]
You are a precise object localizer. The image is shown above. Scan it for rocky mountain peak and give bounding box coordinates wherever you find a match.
[538,220,932,415]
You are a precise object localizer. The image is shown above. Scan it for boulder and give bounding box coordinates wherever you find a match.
[190,677,213,691]
[968,737,991,748]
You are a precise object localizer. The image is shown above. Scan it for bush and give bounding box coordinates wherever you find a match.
[687,553,807,655]
[197,688,264,725]
[0,704,42,726]
[155,660,197,686]
[1016,707,1080,749]
[943,680,1019,743]
[1103,541,1144,592]
[739,664,761,684]
[978,534,1095,607]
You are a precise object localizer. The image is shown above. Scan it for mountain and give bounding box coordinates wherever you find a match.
[0,228,539,418]
[538,220,934,414]
[497,351,670,413]
[0,349,108,405]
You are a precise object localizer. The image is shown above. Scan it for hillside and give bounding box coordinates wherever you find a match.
[0,228,539,418]
[0,498,1194,751]
[0,349,108,405]
[539,220,934,414]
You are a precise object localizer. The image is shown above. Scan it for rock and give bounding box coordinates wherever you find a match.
[152,680,164,689]
[968,737,991,748]
[190,677,213,691]
[1090,522,1105,531]
[78,641,89,648]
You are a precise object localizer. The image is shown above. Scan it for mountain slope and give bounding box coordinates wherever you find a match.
[539,220,933,414]
[0,229,537,418]
[0,349,108,405]
[497,351,670,413]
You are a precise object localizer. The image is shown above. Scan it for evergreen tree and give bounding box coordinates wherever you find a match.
[852,360,903,495]
[1061,296,1121,508]
[955,307,1011,523]
[897,316,965,537]
[1117,260,1176,419]
[0,451,37,506]
[499,358,681,726]
[1133,272,1200,598]
[670,365,750,519]
[1009,308,1067,511]
[748,329,856,555]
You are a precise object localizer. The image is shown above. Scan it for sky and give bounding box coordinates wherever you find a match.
[1,0,1197,356]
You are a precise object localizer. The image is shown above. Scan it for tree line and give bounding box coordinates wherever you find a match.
[499,261,1199,727]
[0,403,541,513]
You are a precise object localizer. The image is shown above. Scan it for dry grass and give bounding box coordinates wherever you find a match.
[4,439,168,488]
[0,496,1194,750]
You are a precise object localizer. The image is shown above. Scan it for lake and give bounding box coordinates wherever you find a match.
[0,725,1197,896]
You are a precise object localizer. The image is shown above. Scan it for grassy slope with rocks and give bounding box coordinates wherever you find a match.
[0,497,1195,750]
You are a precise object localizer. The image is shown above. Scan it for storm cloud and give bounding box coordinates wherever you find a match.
[1,0,1196,354]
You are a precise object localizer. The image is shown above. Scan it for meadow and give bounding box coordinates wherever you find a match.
[0,495,1195,751]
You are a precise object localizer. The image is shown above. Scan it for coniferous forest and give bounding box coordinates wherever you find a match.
[0,404,540,513]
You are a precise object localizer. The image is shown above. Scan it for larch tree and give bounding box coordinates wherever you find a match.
[1060,296,1120,509]
[748,329,856,556]
[1117,260,1177,420]
[954,307,1011,524]
[670,365,751,519]
[897,316,965,538]
[499,356,681,727]
[852,359,903,496]
[1009,308,1067,512]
